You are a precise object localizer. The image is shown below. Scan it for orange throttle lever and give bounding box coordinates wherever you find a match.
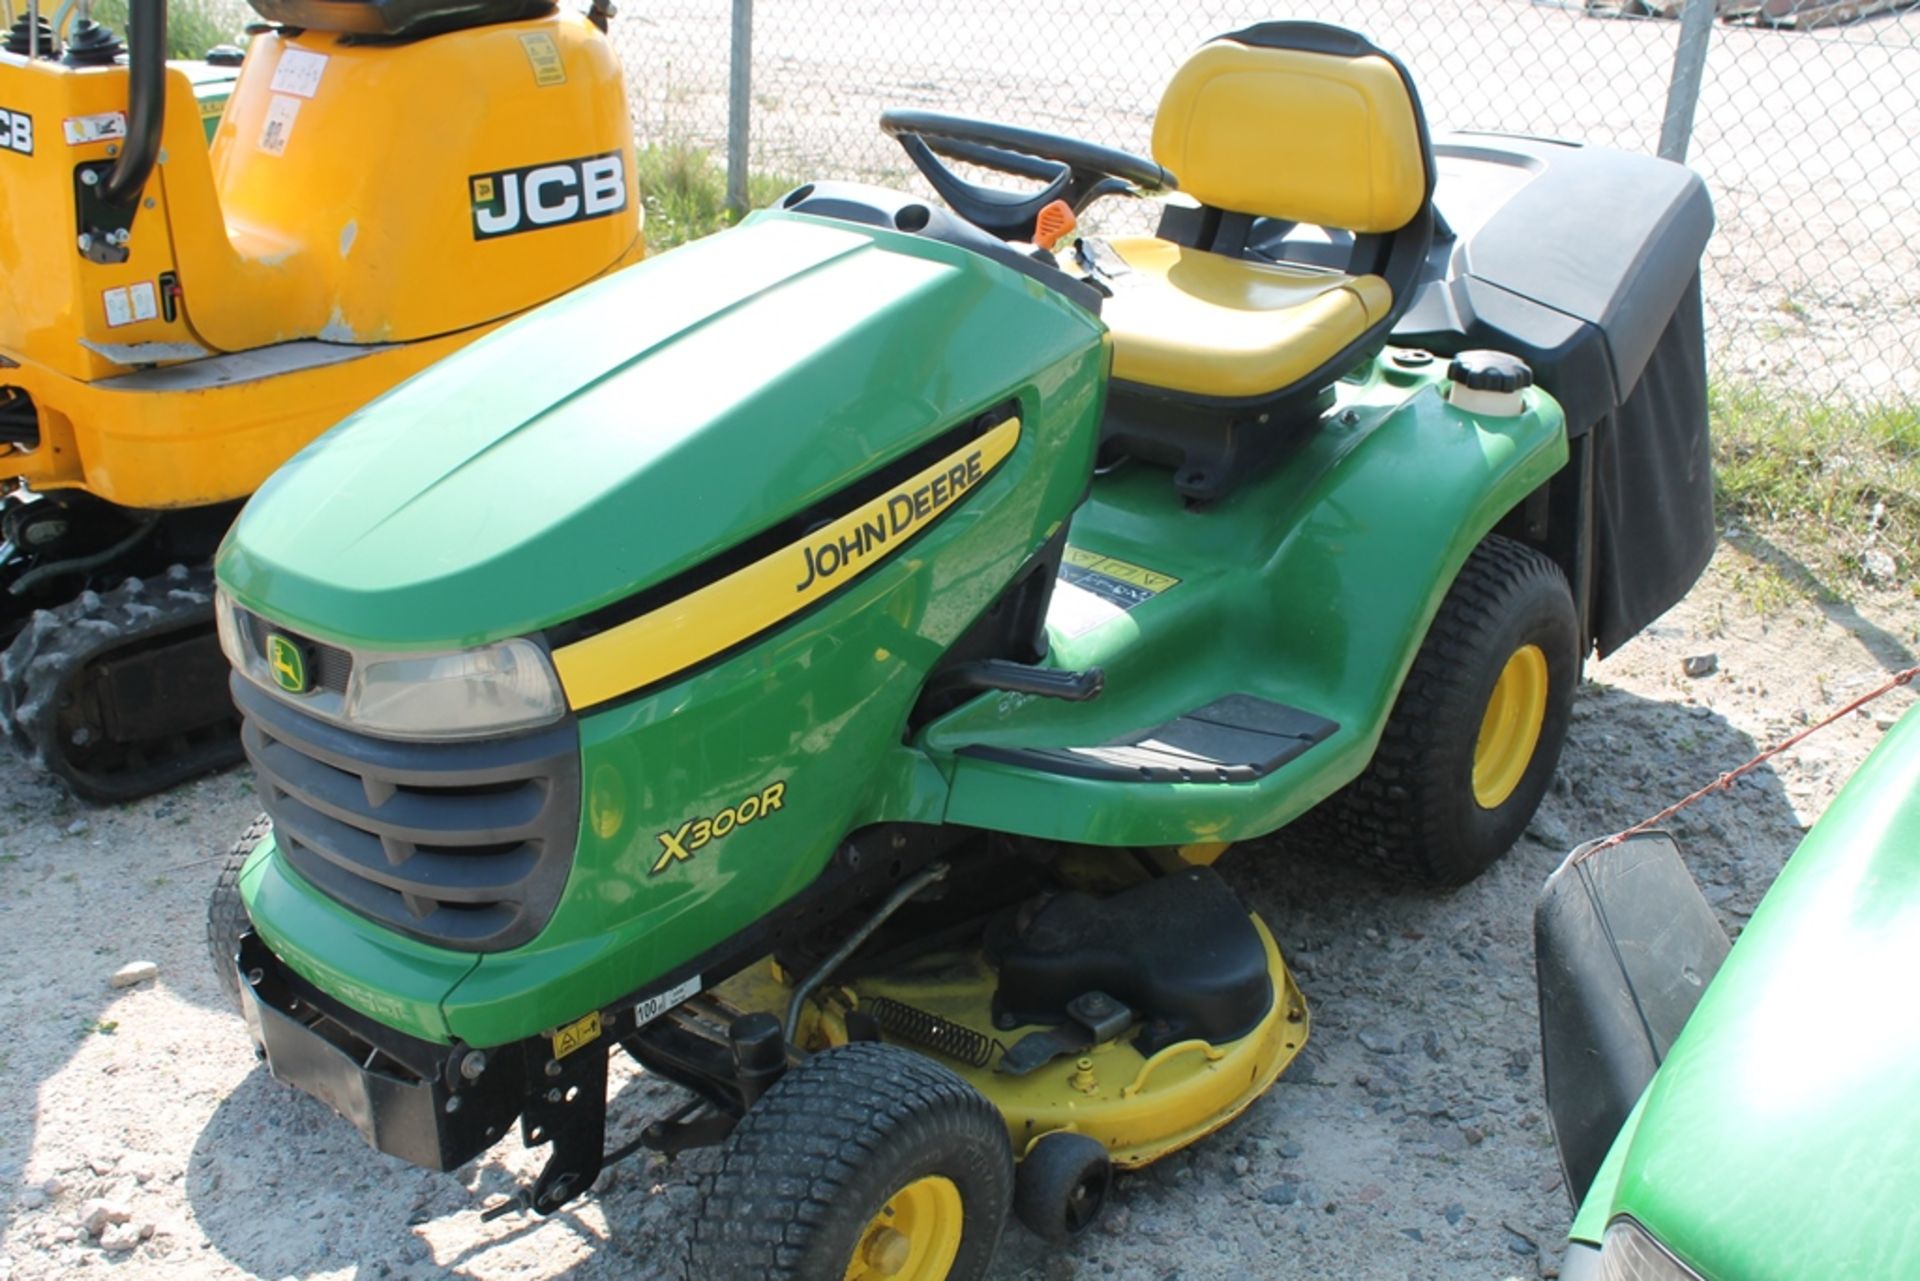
[1032,199,1078,251]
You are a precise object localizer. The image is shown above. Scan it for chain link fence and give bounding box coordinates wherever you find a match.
[616,0,1919,413]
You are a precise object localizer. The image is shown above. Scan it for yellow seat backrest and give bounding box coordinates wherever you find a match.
[1150,37,1428,235]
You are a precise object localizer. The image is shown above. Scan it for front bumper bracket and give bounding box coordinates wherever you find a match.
[236,930,619,1211]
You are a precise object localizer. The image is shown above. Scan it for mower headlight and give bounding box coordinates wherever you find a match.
[342,638,565,740]
[214,587,247,670]
[1595,1220,1705,1281]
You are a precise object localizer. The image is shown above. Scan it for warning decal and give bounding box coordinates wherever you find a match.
[103,287,133,328]
[102,280,160,328]
[259,95,300,156]
[268,47,328,99]
[64,112,126,146]
[518,32,567,86]
[1049,547,1180,639]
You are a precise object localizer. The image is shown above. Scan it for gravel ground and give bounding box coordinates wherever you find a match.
[0,6,1911,1280]
[0,542,1913,1281]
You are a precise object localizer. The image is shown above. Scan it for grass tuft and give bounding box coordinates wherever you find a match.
[91,0,244,60]
[1712,382,1920,588]
[634,143,797,252]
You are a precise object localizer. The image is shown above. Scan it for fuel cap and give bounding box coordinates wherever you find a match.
[1447,350,1534,393]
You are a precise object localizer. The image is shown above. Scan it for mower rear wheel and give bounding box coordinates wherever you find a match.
[688,1042,1013,1281]
[1314,534,1577,885]
[1013,1130,1112,1243]
[206,813,272,1013]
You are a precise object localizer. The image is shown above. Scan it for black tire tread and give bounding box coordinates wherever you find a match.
[1308,534,1574,883]
[206,813,272,1013]
[688,1042,1012,1280]
[1012,1128,1110,1243]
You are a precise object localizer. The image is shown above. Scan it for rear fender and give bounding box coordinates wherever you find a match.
[933,371,1568,846]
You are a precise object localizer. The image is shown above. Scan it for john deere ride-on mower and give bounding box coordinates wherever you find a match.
[207,22,1715,1278]
[0,0,643,801]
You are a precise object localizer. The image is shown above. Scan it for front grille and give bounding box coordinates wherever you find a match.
[239,609,352,694]
[233,675,581,952]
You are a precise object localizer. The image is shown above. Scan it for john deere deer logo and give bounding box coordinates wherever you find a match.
[267,634,309,694]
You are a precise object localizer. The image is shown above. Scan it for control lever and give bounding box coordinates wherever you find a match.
[998,991,1135,1076]
[932,659,1105,703]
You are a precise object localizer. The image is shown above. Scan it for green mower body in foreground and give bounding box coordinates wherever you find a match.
[210,21,1717,1276]
[221,214,1564,1048]
[223,215,1116,1046]
[1539,708,1920,1280]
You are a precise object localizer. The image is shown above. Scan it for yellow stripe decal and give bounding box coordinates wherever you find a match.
[553,417,1022,709]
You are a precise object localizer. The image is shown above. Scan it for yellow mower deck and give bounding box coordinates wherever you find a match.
[718,915,1308,1170]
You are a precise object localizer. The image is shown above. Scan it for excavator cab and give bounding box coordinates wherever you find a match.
[0,0,644,800]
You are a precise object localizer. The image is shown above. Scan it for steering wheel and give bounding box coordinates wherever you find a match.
[880,110,1176,244]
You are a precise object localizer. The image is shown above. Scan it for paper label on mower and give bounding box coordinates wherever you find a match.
[269,48,328,99]
[259,96,300,157]
[64,112,126,146]
[634,976,702,1029]
[1049,547,1180,639]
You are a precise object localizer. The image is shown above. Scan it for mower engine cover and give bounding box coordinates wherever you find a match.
[218,209,1110,1045]
[1556,707,1920,1279]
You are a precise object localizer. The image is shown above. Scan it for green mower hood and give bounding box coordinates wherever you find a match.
[1573,707,1920,1277]
[217,211,1107,650]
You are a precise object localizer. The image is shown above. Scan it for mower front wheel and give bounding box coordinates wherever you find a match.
[1317,534,1578,885]
[1013,1129,1112,1243]
[206,813,272,1013]
[688,1042,1013,1281]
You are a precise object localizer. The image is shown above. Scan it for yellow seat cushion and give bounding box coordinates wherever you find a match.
[1152,42,1428,234]
[1099,237,1393,400]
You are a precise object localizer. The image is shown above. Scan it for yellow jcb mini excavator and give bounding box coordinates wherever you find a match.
[0,0,644,800]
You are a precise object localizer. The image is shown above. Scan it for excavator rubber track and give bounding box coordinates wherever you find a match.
[0,565,242,803]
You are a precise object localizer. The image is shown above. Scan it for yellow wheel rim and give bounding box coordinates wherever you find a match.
[1472,644,1549,810]
[842,1175,965,1281]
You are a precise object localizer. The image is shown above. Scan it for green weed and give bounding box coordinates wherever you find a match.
[1712,383,1920,587]
[90,0,243,61]
[634,143,796,252]
[1724,555,1798,618]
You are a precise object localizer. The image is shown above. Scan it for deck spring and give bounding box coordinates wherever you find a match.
[861,996,999,1069]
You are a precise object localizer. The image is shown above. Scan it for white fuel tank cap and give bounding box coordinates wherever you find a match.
[1446,350,1533,418]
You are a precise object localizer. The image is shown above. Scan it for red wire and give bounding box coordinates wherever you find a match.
[1574,664,1920,863]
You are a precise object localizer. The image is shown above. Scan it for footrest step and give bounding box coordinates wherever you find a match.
[958,694,1336,783]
